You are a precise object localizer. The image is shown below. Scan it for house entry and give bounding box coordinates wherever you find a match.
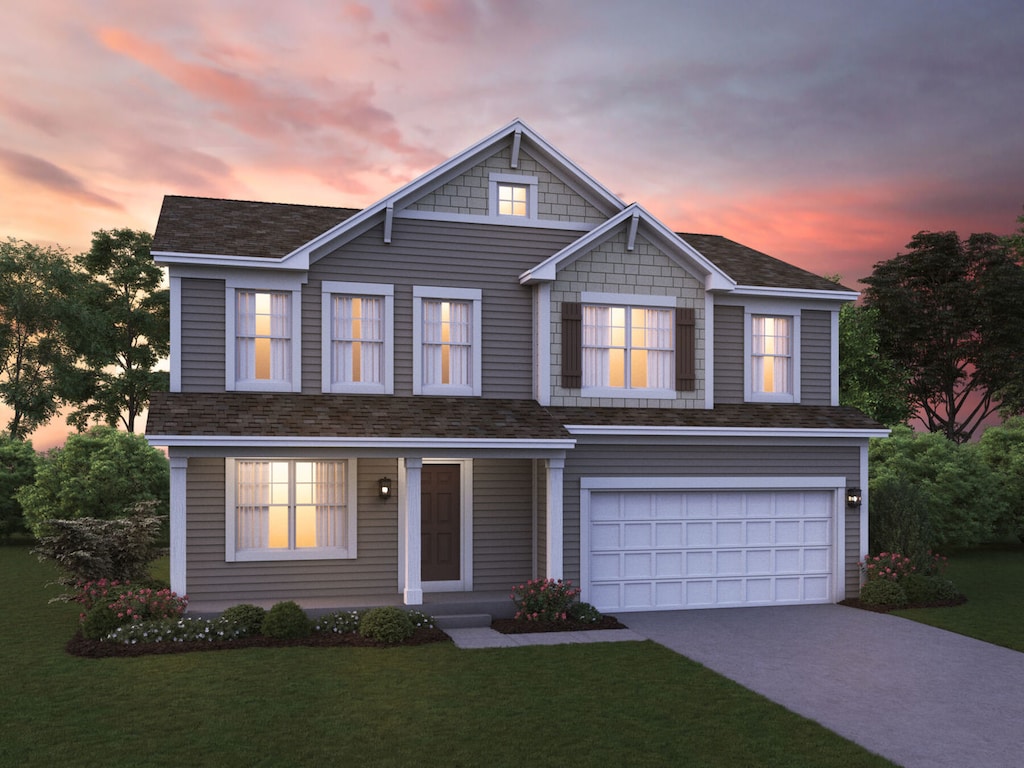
[421,464,461,582]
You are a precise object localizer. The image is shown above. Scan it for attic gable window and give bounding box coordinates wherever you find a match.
[489,173,538,219]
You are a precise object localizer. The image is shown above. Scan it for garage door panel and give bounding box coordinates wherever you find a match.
[588,487,837,612]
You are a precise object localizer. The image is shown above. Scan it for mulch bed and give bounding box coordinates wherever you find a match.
[491,615,626,633]
[838,595,968,614]
[66,627,451,658]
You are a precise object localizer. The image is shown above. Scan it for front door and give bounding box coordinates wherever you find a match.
[421,463,461,582]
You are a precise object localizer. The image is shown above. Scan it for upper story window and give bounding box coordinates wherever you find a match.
[562,293,696,396]
[229,288,301,392]
[747,312,799,403]
[227,459,356,562]
[489,173,538,219]
[413,286,482,396]
[582,304,674,394]
[321,281,394,394]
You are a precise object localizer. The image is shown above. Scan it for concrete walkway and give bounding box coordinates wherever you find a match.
[624,604,1024,768]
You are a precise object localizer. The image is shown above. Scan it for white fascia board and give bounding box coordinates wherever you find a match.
[396,208,595,232]
[153,251,310,272]
[564,425,891,440]
[146,435,577,451]
[729,284,859,302]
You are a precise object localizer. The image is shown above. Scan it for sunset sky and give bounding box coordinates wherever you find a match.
[2,0,1023,449]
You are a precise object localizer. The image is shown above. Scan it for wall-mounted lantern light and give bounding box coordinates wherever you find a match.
[378,477,393,500]
[846,488,862,508]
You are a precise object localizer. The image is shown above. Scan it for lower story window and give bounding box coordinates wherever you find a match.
[229,459,356,561]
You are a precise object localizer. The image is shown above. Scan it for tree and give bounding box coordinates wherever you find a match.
[0,238,83,438]
[838,303,913,426]
[67,229,169,432]
[0,436,37,542]
[16,426,169,538]
[861,227,1024,442]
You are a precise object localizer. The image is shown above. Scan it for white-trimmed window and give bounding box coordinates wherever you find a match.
[413,286,482,396]
[227,459,356,561]
[748,313,799,402]
[321,281,394,394]
[226,279,302,392]
[489,173,538,219]
[581,295,675,397]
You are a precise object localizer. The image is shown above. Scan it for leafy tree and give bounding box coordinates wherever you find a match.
[16,426,169,537]
[838,303,913,426]
[861,228,1024,442]
[0,436,38,542]
[869,427,1004,549]
[0,238,83,438]
[67,229,169,433]
[976,417,1024,541]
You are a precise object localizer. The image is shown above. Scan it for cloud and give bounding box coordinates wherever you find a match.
[0,148,122,210]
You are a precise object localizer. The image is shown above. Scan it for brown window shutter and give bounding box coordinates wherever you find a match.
[562,302,582,388]
[676,307,696,391]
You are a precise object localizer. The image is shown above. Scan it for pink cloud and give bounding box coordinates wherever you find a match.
[0,148,122,210]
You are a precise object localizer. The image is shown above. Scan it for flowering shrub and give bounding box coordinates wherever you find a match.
[861,551,948,582]
[510,578,580,622]
[107,587,188,624]
[104,617,248,645]
[313,610,362,635]
[71,578,130,616]
[405,609,436,630]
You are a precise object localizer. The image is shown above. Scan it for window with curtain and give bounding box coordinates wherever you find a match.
[234,460,350,557]
[582,304,673,391]
[751,315,792,394]
[422,299,473,388]
[330,295,384,386]
[236,290,291,383]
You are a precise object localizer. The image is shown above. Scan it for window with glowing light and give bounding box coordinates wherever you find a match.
[413,286,482,396]
[751,315,792,395]
[229,459,356,561]
[331,296,384,383]
[497,183,529,217]
[235,290,291,385]
[582,304,674,393]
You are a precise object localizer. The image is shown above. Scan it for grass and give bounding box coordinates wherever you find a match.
[0,545,894,768]
[893,542,1024,652]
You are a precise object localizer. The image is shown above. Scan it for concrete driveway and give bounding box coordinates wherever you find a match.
[624,604,1024,768]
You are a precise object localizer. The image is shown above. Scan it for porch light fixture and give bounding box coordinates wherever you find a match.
[846,488,862,508]
[378,477,393,500]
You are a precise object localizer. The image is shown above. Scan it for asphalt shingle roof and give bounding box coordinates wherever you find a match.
[151,196,849,292]
[547,404,884,431]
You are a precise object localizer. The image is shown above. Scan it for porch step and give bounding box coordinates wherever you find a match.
[433,613,493,629]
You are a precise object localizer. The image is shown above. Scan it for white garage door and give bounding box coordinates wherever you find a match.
[585,486,837,612]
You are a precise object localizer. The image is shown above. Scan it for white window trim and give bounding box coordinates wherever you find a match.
[225,277,302,393]
[744,306,801,403]
[412,285,483,396]
[225,458,358,562]
[580,292,678,399]
[489,172,539,219]
[321,281,394,394]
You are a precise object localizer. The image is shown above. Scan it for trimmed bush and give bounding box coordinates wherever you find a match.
[261,601,311,639]
[82,600,128,640]
[220,604,267,637]
[359,606,414,644]
[313,609,362,635]
[859,579,908,608]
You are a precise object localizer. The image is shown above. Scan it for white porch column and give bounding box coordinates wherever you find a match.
[545,457,565,580]
[403,458,423,605]
[169,455,187,597]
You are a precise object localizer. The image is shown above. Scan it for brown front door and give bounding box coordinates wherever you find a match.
[421,464,460,582]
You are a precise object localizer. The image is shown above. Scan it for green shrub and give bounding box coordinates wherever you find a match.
[868,477,933,570]
[405,609,436,630]
[82,600,128,640]
[510,578,581,622]
[567,601,603,624]
[313,609,362,635]
[359,606,414,644]
[220,604,267,636]
[261,601,311,639]
[859,579,908,608]
[0,436,37,542]
[977,417,1024,541]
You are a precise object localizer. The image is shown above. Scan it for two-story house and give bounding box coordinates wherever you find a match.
[146,120,887,615]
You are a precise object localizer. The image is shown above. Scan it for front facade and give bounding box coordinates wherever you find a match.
[147,120,887,614]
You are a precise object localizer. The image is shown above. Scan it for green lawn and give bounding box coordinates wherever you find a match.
[0,546,894,768]
[893,543,1024,652]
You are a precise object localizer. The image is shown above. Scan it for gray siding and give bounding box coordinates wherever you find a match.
[472,458,537,589]
[713,304,744,403]
[305,218,579,398]
[801,310,833,405]
[185,457,401,605]
[561,437,865,599]
[180,278,225,391]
